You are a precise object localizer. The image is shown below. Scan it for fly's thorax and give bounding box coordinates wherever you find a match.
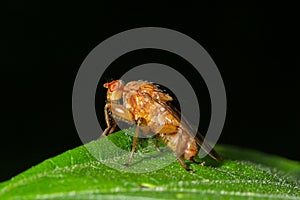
[123,90,136,109]
[124,81,142,91]
[150,109,168,126]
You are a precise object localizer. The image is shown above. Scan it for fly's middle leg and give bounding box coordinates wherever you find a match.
[124,117,147,167]
[154,135,161,152]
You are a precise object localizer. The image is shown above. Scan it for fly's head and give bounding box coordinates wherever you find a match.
[103,80,124,102]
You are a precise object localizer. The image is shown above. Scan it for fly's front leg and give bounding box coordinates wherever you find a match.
[102,103,146,166]
[110,104,135,124]
[101,103,135,138]
[101,103,116,138]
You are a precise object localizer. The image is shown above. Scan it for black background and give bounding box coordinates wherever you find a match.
[1,2,299,181]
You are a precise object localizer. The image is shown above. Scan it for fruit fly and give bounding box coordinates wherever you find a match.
[101,80,221,171]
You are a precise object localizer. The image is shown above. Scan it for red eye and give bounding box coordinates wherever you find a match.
[109,81,119,92]
[103,80,122,92]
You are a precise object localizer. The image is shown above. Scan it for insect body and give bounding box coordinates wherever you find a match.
[102,80,221,171]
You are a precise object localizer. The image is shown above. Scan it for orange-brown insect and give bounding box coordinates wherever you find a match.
[102,80,221,171]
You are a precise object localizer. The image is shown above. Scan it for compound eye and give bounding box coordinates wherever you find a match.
[103,80,122,92]
[109,81,120,92]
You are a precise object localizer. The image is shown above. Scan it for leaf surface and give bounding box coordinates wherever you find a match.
[0,130,299,200]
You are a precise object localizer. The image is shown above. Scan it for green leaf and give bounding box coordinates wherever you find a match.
[0,129,299,200]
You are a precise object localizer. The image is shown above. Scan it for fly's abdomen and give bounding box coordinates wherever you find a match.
[160,128,198,160]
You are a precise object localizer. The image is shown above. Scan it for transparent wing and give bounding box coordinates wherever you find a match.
[164,101,221,161]
[142,83,221,161]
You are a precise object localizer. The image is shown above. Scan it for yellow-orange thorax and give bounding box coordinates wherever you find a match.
[121,81,198,159]
[122,81,179,132]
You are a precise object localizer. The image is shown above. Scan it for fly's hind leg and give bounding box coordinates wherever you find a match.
[191,157,205,166]
[177,156,192,172]
[155,124,195,172]
[175,130,195,172]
